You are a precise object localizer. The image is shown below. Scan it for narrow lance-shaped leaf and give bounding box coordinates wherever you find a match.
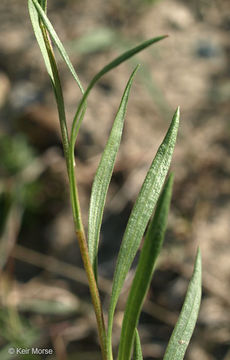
[39,0,47,12]
[133,329,143,360]
[31,0,84,94]
[28,0,53,81]
[163,248,202,360]
[28,0,70,163]
[107,107,180,358]
[118,174,174,360]
[70,35,168,145]
[88,66,139,277]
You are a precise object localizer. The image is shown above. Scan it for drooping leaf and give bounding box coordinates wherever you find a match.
[31,0,84,94]
[107,107,179,357]
[70,35,168,144]
[88,66,139,277]
[133,329,143,360]
[163,248,202,360]
[118,174,174,360]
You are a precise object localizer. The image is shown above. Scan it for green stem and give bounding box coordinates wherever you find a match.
[67,151,108,358]
[76,229,108,360]
[40,19,108,360]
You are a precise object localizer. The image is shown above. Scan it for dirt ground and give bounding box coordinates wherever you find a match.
[0,0,230,359]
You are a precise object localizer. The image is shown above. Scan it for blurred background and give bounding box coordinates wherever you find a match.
[0,0,230,359]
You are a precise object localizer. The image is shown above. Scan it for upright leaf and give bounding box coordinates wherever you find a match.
[163,248,202,360]
[118,174,174,360]
[39,0,47,12]
[28,0,70,159]
[88,66,139,276]
[28,0,53,81]
[31,0,84,93]
[107,107,180,357]
[133,329,143,360]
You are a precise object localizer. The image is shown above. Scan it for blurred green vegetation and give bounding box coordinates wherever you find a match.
[0,133,41,268]
[0,307,40,360]
[0,134,36,176]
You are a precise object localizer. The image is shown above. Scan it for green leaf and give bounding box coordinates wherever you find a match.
[31,0,84,94]
[28,0,70,165]
[88,35,168,87]
[107,107,180,358]
[28,0,53,81]
[70,35,168,144]
[118,174,174,360]
[133,329,143,360]
[163,248,202,360]
[88,66,139,277]
[39,0,47,11]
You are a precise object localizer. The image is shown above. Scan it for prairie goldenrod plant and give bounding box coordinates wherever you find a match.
[28,1,202,359]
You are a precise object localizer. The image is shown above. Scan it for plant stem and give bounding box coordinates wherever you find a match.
[40,18,108,360]
[76,229,107,360]
[68,155,108,359]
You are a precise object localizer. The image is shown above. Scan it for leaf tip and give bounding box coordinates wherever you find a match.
[134,63,141,73]
[172,106,180,130]
[195,247,202,270]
